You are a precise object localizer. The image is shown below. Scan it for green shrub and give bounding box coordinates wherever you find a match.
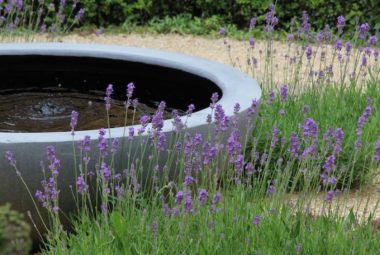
[0,204,32,255]
[71,1,380,34]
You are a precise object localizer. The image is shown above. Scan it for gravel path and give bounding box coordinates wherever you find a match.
[31,33,380,219]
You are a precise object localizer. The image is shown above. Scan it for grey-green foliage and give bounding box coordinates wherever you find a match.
[0,204,32,255]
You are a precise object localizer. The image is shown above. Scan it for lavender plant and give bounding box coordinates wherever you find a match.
[4,79,380,253]
[0,0,85,42]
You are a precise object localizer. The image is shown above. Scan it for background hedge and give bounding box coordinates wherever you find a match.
[77,0,380,32]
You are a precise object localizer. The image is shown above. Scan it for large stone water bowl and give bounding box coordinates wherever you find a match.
[0,43,261,241]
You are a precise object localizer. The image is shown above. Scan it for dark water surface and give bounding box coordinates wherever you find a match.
[0,88,171,133]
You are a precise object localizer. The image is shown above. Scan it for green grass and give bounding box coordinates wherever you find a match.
[43,188,380,255]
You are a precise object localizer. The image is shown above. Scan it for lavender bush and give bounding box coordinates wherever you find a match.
[0,0,85,41]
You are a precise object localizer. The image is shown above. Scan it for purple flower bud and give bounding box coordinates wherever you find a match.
[337,15,345,33]
[187,104,195,115]
[249,37,255,47]
[325,190,335,202]
[345,41,352,55]
[127,82,135,98]
[280,84,288,102]
[210,92,219,108]
[70,110,78,135]
[104,84,113,110]
[128,127,134,140]
[78,135,91,152]
[306,46,312,60]
[235,154,244,172]
[303,118,318,141]
[333,39,343,51]
[74,8,85,21]
[245,162,254,176]
[323,154,335,174]
[333,128,344,155]
[111,138,119,153]
[267,90,275,105]
[303,105,309,114]
[156,132,166,151]
[198,189,209,206]
[175,191,184,204]
[368,35,377,47]
[289,132,300,157]
[5,151,16,166]
[219,27,225,36]
[100,162,110,181]
[358,23,370,40]
[47,145,56,161]
[77,175,87,194]
[184,175,195,186]
[252,215,261,226]
[185,195,193,213]
[267,184,275,196]
[287,33,295,42]
[212,192,222,205]
[271,127,280,149]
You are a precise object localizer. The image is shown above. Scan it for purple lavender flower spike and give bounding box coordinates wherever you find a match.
[70,110,78,135]
[368,35,377,47]
[337,15,345,33]
[210,92,219,108]
[198,189,209,206]
[271,127,280,149]
[187,104,195,115]
[5,151,16,167]
[185,195,193,214]
[249,37,255,47]
[184,175,195,186]
[333,128,344,155]
[47,145,56,161]
[325,190,335,202]
[104,84,113,110]
[323,154,335,174]
[127,82,135,98]
[77,175,87,194]
[100,162,111,181]
[334,39,343,51]
[280,84,288,102]
[267,90,275,105]
[219,27,225,36]
[156,132,166,151]
[358,23,370,40]
[128,127,134,140]
[175,191,184,204]
[306,46,312,60]
[74,8,85,21]
[111,138,119,153]
[235,154,244,172]
[212,192,222,205]
[252,215,261,226]
[289,132,300,157]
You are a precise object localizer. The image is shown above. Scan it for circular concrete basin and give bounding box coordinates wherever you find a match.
[0,43,261,242]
